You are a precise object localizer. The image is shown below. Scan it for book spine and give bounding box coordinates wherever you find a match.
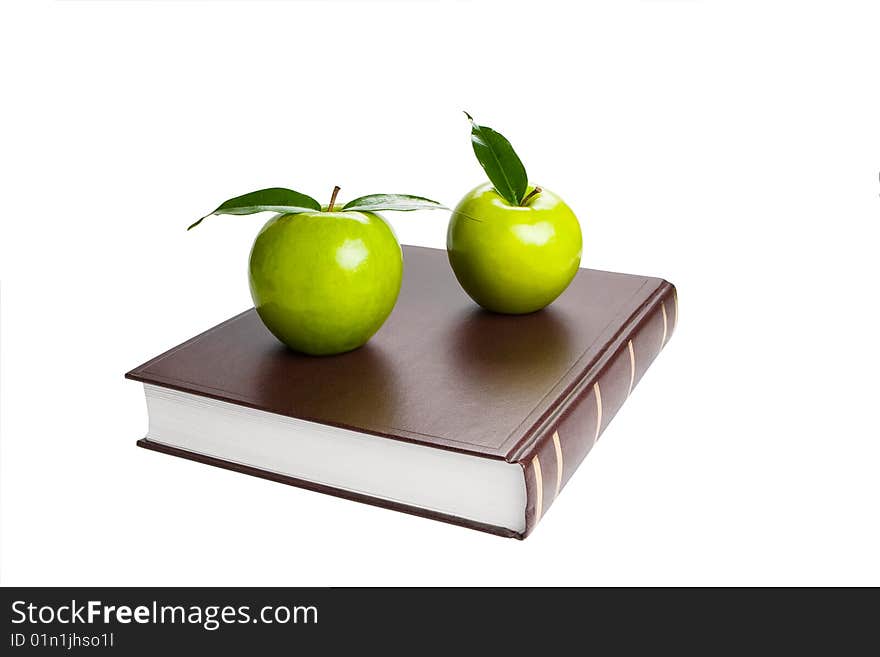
[518,281,678,538]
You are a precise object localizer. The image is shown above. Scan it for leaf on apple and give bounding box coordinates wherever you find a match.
[465,112,528,206]
[342,194,448,213]
[188,188,322,230]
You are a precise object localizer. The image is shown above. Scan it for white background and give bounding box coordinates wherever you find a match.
[2,0,879,586]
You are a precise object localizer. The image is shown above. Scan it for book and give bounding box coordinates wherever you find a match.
[126,245,677,538]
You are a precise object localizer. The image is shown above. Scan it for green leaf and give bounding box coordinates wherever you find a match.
[188,187,321,230]
[342,194,448,212]
[464,111,528,206]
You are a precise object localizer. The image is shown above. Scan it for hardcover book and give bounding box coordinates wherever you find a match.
[126,245,677,538]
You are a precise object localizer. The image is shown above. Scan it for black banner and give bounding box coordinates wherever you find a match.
[0,587,875,653]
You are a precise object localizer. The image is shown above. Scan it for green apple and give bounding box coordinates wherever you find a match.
[190,185,446,355]
[447,183,582,314]
[249,208,403,355]
[448,114,583,314]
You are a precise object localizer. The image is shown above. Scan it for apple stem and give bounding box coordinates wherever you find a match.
[520,186,542,206]
[327,185,341,212]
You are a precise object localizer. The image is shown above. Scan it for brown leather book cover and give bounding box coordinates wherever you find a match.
[127,245,677,538]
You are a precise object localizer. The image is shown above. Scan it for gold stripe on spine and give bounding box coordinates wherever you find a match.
[660,301,668,349]
[552,431,563,498]
[673,289,678,331]
[627,340,636,397]
[593,383,603,443]
[532,455,544,521]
